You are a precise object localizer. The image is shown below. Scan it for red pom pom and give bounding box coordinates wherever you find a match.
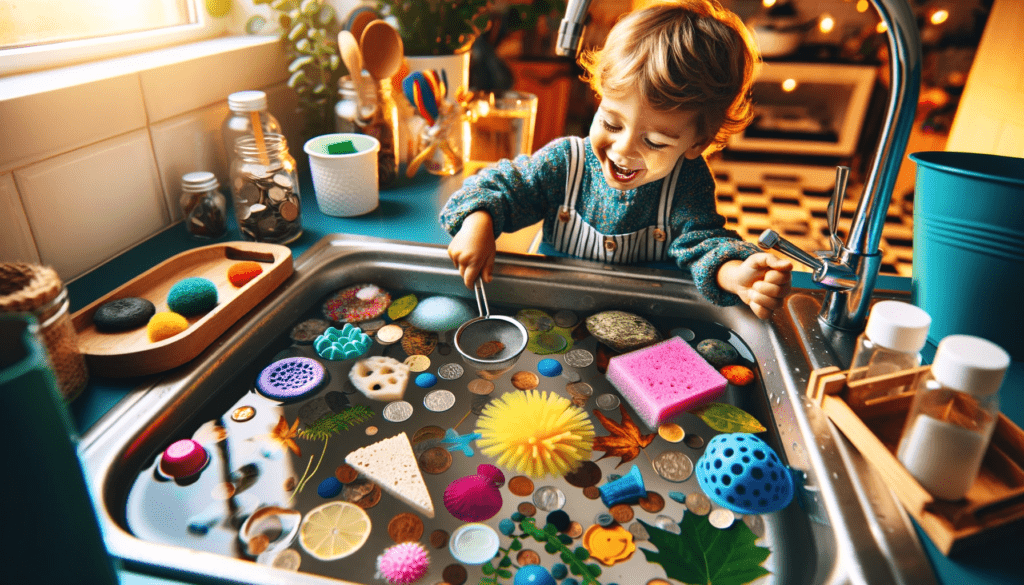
[227,261,263,287]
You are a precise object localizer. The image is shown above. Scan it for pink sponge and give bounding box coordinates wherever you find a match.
[606,336,728,429]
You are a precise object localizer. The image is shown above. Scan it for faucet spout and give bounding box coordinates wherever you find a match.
[556,0,593,57]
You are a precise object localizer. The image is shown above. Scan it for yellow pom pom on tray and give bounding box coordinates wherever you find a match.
[475,390,595,478]
[147,311,189,342]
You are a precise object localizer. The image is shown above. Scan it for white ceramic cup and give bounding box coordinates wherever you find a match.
[304,133,380,217]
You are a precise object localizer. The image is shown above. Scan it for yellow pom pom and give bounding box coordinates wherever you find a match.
[147,311,189,342]
[475,390,595,478]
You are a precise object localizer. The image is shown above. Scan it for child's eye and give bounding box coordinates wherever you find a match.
[644,138,668,150]
[600,118,621,132]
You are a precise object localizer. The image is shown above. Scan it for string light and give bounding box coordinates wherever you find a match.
[930,9,949,25]
[876,21,888,34]
[781,78,797,92]
[856,0,870,13]
[819,14,836,34]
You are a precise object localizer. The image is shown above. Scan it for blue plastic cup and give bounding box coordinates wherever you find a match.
[909,151,1024,360]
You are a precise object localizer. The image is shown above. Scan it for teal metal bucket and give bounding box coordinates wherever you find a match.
[909,151,1024,360]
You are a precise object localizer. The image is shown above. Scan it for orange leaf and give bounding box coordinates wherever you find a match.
[592,404,655,467]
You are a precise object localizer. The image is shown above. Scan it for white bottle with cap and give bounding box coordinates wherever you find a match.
[848,300,931,404]
[896,335,1010,500]
[222,90,282,167]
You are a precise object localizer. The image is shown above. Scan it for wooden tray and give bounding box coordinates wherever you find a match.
[807,365,1024,555]
[72,242,293,378]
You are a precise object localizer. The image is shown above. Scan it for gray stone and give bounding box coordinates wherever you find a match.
[585,310,662,353]
[695,338,739,368]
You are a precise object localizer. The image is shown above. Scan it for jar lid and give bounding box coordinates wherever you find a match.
[931,334,1010,396]
[864,300,931,353]
[228,90,268,112]
[181,171,219,193]
[0,262,62,313]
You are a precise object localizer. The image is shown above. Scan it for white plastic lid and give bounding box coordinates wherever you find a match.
[228,90,268,112]
[931,334,1011,396]
[864,300,931,353]
[181,171,219,193]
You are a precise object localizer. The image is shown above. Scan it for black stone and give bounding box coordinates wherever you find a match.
[93,297,156,332]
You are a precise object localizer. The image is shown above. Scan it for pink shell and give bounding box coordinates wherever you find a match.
[444,475,503,522]
[376,542,429,585]
[476,464,505,488]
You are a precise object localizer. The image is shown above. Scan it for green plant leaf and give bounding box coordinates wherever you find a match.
[481,562,495,575]
[639,515,771,585]
[497,569,512,579]
[689,403,766,433]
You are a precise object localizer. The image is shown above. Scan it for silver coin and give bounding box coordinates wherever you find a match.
[595,393,620,410]
[671,327,696,342]
[566,381,593,398]
[684,434,705,449]
[533,485,566,511]
[383,400,414,422]
[709,508,735,529]
[561,369,581,383]
[424,389,456,412]
[627,521,650,541]
[652,451,694,483]
[653,515,681,534]
[437,362,465,381]
[553,310,579,328]
[685,491,711,516]
[564,349,594,368]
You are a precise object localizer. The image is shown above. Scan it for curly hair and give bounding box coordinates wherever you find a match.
[580,0,760,154]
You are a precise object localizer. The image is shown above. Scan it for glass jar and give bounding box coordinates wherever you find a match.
[847,300,931,406]
[335,73,399,188]
[896,335,1010,500]
[229,133,302,244]
[222,90,282,169]
[418,104,464,176]
[179,171,227,239]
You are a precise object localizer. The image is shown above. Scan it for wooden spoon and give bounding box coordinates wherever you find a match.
[360,20,404,82]
[338,30,365,100]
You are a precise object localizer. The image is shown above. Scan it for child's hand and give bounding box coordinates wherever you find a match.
[719,253,793,320]
[447,210,497,288]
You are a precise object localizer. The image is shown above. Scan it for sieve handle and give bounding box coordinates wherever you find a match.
[473,279,491,318]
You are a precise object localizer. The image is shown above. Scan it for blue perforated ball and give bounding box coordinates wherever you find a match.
[696,433,793,514]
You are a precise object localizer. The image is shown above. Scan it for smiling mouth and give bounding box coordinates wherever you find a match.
[610,161,639,182]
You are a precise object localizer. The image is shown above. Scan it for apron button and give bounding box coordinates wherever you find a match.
[653,228,667,242]
[604,238,617,252]
[558,209,570,223]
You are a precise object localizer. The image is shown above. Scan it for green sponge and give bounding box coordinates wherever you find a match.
[167,277,218,316]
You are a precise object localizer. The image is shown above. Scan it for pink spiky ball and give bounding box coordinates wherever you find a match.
[376,542,429,584]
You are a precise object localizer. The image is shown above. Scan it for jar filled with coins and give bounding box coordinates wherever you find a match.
[179,171,227,239]
[229,133,303,244]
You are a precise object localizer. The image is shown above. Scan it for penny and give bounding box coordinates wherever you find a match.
[647,580,672,585]
[383,400,414,422]
[638,491,666,513]
[475,340,505,358]
[517,502,537,517]
[709,508,735,529]
[418,446,453,474]
[279,200,299,222]
[511,371,539,390]
[424,389,456,412]
[516,549,541,566]
[566,381,593,398]
[657,423,685,443]
[467,378,495,395]
[533,486,566,511]
[652,450,694,483]
[582,486,601,500]
[247,534,270,556]
[413,425,447,444]
[595,393,620,410]
[430,529,449,549]
[404,354,431,372]
[554,309,579,328]
[365,426,378,436]
[684,434,705,449]
[289,318,331,344]
[270,548,301,571]
[438,362,465,380]
[442,564,468,585]
[354,482,382,509]
[376,324,404,344]
[609,503,634,524]
[231,406,256,422]
[565,521,584,539]
[564,348,594,368]
[334,463,358,484]
[508,476,535,496]
[564,460,602,488]
[685,491,712,516]
[627,521,650,542]
[388,512,424,542]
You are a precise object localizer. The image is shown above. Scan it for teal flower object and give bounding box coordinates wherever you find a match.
[314,323,372,360]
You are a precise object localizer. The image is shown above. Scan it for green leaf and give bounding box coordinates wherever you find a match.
[544,541,558,554]
[499,556,512,567]
[689,403,767,433]
[481,562,495,575]
[497,569,512,579]
[639,515,771,585]
[509,539,523,551]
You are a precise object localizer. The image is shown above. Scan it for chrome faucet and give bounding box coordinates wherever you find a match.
[557,0,923,332]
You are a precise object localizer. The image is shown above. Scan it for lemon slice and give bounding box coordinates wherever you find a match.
[298,501,372,561]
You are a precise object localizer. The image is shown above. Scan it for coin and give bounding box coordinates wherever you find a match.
[647,579,672,585]
[438,362,465,380]
[566,381,593,398]
[442,563,468,585]
[365,426,378,436]
[231,406,256,422]
[563,460,602,488]
[657,423,685,443]
[638,491,665,513]
[652,450,694,483]
[388,512,424,543]
[376,324,404,345]
[424,389,456,412]
[709,508,735,529]
[508,476,535,496]
[467,378,495,395]
[535,332,568,352]
[279,200,299,222]
[383,400,414,422]
[562,369,581,383]
[334,463,358,484]
[684,434,705,449]
[413,425,447,444]
[582,486,601,500]
[357,319,385,335]
[627,521,650,542]
[516,549,541,566]
[430,529,449,549]
[270,548,301,571]
[511,371,539,390]
[685,491,711,516]
[653,514,681,534]
[289,319,330,344]
[404,354,431,372]
[354,482,382,509]
[564,349,594,368]
[475,340,505,358]
[595,393,620,410]
[609,503,633,523]
[565,521,584,539]
[418,446,453,474]
[554,310,579,328]
[247,534,269,556]
[517,502,537,517]
[533,486,566,511]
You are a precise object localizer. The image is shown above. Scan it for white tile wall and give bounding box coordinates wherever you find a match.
[0,172,40,263]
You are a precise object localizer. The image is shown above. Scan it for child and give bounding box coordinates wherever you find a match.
[440,0,792,319]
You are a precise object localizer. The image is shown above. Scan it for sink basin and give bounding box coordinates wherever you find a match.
[80,234,936,585]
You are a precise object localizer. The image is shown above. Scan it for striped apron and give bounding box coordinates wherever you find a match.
[551,137,684,263]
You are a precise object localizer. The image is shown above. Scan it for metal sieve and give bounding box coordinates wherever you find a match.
[453,280,528,376]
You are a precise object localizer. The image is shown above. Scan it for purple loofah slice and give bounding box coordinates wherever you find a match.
[256,357,328,402]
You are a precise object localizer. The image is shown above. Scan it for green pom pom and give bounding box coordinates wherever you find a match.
[573,546,590,561]
[167,277,218,316]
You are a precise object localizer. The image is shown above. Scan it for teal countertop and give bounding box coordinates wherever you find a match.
[62,171,1021,585]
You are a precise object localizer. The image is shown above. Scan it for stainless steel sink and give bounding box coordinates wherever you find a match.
[80,234,936,585]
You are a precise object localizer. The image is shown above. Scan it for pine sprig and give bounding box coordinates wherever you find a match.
[298,405,374,441]
[519,518,602,585]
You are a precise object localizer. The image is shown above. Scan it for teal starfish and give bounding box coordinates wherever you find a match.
[441,428,481,457]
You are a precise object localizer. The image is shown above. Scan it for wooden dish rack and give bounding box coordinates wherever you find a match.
[806,365,1024,555]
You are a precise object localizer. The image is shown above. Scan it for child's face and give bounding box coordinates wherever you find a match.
[589,90,708,191]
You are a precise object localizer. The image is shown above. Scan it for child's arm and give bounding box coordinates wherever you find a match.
[716,253,794,319]
[447,210,496,288]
